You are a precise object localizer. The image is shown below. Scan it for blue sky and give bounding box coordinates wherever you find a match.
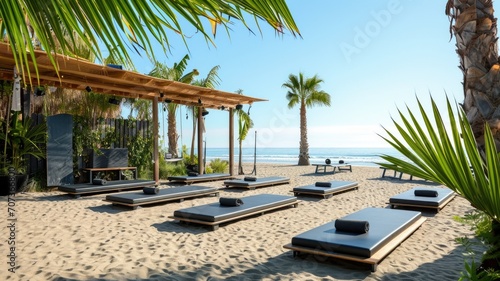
[128,0,463,149]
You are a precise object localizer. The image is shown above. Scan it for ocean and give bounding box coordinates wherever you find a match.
[203,147,407,167]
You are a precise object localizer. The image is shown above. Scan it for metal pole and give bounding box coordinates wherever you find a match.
[251,130,257,175]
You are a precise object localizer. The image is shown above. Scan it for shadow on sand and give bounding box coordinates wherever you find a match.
[47,240,471,280]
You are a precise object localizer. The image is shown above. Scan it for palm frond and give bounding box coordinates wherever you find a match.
[379,96,500,222]
[1,0,300,81]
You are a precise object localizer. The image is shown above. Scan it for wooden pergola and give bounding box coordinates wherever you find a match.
[0,42,265,183]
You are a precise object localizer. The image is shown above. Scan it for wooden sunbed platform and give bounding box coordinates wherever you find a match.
[388,186,456,212]
[104,185,219,209]
[169,194,298,230]
[57,179,156,198]
[283,207,426,272]
[223,176,290,190]
[167,173,233,184]
[292,181,359,199]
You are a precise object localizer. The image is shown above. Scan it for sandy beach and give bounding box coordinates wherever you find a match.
[0,164,483,281]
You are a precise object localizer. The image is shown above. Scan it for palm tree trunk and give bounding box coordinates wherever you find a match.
[167,109,178,158]
[446,0,500,150]
[298,101,309,165]
[447,0,500,272]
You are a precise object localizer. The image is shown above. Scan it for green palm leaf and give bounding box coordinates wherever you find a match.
[379,96,500,222]
[0,0,300,82]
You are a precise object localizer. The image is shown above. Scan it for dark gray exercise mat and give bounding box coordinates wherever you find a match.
[173,194,297,222]
[168,173,231,181]
[57,180,156,193]
[293,181,358,194]
[46,114,74,186]
[105,185,217,204]
[91,148,128,168]
[223,176,290,187]
[291,207,422,258]
[389,187,455,207]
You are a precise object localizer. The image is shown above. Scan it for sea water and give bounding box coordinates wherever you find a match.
[203,147,407,167]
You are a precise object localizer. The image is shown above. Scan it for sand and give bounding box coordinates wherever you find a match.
[0,164,484,281]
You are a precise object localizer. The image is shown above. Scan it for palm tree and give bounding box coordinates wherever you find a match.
[190,66,221,162]
[446,1,500,150]
[383,3,500,274]
[235,89,253,174]
[125,99,152,121]
[282,73,331,165]
[148,56,199,157]
[1,1,300,81]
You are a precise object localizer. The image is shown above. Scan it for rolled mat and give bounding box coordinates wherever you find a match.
[335,219,369,234]
[188,172,199,177]
[244,176,257,181]
[325,158,331,164]
[143,187,159,194]
[414,189,438,197]
[92,179,107,185]
[315,181,332,187]
[219,197,244,206]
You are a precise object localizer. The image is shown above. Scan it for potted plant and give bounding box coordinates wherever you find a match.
[0,111,47,195]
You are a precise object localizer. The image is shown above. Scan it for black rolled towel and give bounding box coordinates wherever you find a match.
[339,160,345,164]
[188,172,199,177]
[315,182,332,187]
[414,189,438,197]
[143,186,159,194]
[219,197,244,206]
[244,176,257,181]
[92,179,107,185]
[325,158,331,164]
[335,219,369,234]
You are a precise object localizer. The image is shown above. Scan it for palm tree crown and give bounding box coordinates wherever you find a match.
[235,89,254,174]
[148,55,199,157]
[283,72,331,165]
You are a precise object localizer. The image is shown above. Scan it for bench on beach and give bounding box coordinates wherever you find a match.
[379,167,413,180]
[84,167,137,183]
[312,163,352,174]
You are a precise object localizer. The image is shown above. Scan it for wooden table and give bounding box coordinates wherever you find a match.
[312,164,352,174]
[84,167,137,183]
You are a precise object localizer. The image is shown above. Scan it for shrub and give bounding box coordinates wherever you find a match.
[159,161,186,179]
[454,211,500,280]
[205,166,213,174]
[209,158,228,173]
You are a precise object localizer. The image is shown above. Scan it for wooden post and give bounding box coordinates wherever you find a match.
[153,97,159,183]
[197,107,204,175]
[229,108,234,176]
